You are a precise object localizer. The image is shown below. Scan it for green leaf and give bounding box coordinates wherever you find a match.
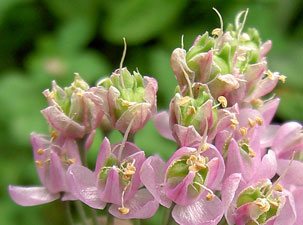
[101,0,187,44]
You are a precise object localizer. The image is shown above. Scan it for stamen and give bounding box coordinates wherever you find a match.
[274,184,283,192]
[117,118,135,161]
[181,34,184,49]
[248,118,256,127]
[251,98,264,108]
[193,182,215,200]
[254,198,270,212]
[187,106,196,115]
[212,8,223,36]
[255,116,263,126]
[197,119,209,154]
[179,96,192,106]
[119,37,127,89]
[230,117,239,130]
[218,96,227,108]
[37,148,45,155]
[50,130,58,142]
[248,147,256,158]
[279,75,286,83]
[67,158,76,164]
[35,160,44,168]
[239,127,248,137]
[181,66,193,98]
[118,181,131,214]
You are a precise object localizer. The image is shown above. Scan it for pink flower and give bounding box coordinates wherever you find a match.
[96,68,158,134]
[67,137,159,219]
[9,133,81,206]
[140,144,225,225]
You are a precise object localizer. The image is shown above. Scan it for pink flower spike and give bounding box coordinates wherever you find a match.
[8,186,60,206]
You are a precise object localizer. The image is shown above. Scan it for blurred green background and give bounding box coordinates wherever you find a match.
[0,0,302,224]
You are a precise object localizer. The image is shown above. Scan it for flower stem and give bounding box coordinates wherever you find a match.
[162,204,175,225]
[127,133,135,142]
[106,213,114,225]
[63,201,74,225]
[75,200,89,225]
[132,219,141,225]
[89,207,99,225]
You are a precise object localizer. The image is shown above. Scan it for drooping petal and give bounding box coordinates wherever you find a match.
[273,191,297,225]
[277,159,303,186]
[153,111,174,141]
[8,185,60,206]
[41,106,86,138]
[259,98,280,126]
[94,137,112,177]
[67,164,106,209]
[140,155,172,208]
[109,189,159,219]
[172,125,201,147]
[172,195,223,225]
[48,152,67,193]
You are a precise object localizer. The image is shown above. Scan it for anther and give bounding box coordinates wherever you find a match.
[37,148,45,155]
[179,96,192,106]
[279,75,286,83]
[248,147,256,158]
[254,198,270,212]
[251,98,264,108]
[239,127,248,137]
[255,116,263,126]
[248,118,256,127]
[212,28,221,36]
[218,96,227,108]
[206,193,215,201]
[274,183,283,192]
[230,117,239,130]
[51,130,58,141]
[201,143,210,152]
[118,207,130,215]
[67,158,76,164]
[35,160,44,168]
[266,70,274,80]
[187,106,196,115]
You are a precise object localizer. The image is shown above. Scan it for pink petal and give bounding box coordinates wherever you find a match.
[277,159,303,186]
[8,185,59,206]
[172,125,201,147]
[115,103,152,134]
[94,137,112,177]
[140,155,172,208]
[260,40,272,58]
[292,187,303,225]
[48,152,67,193]
[67,164,106,209]
[143,76,158,113]
[273,191,297,225]
[153,111,174,141]
[172,195,223,225]
[109,189,159,219]
[259,98,280,126]
[41,106,86,138]
[165,171,197,206]
[260,124,280,148]
[85,129,96,151]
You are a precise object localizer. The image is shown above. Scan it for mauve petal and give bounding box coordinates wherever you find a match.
[277,159,303,186]
[250,150,277,184]
[214,130,231,155]
[8,185,59,206]
[202,145,225,189]
[260,40,272,58]
[233,202,262,225]
[61,192,77,201]
[85,129,96,151]
[171,48,194,93]
[273,191,297,225]
[260,125,280,148]
[244,62,267,86]
[259,98,280,126]
[198,100,214,133]
[165,171,197,206]
[67,164,106,209]
[272,122,303,157]
[109,189,159,219]
[99,168,122,205]
[172,195,223,225]
[48,152,67,193]
[143,76,158,112]
[111,142,144,164]
[41,106,86,138]
[153,111,174,141]
[221,173,242,212]
[115,103,152,134]
[292,187,303,225]
[94,137,112,177]
[208,74,240,99]
[246,76,278,101]
[172,125,201,147]
[62,138,81,165]
[166,147,195,170]
[140,156,172,208]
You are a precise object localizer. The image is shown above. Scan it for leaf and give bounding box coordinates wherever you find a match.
[101,0,187,44]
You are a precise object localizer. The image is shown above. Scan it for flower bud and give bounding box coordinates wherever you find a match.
[97,67,158,134]
[41,74,105,138]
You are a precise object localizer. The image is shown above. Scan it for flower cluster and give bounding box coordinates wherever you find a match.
[9,9,303,225]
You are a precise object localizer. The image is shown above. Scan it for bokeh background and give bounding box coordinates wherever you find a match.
[0,0,302,224]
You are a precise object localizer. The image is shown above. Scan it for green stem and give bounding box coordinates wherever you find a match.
[75,201,89,225]
[63,201,74,225]
[89,207,99,225]
[106,212,114,225]
[127,133,135,142]
[77,137,88,166]
[162,204,175,225]
[132,219,141,225]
